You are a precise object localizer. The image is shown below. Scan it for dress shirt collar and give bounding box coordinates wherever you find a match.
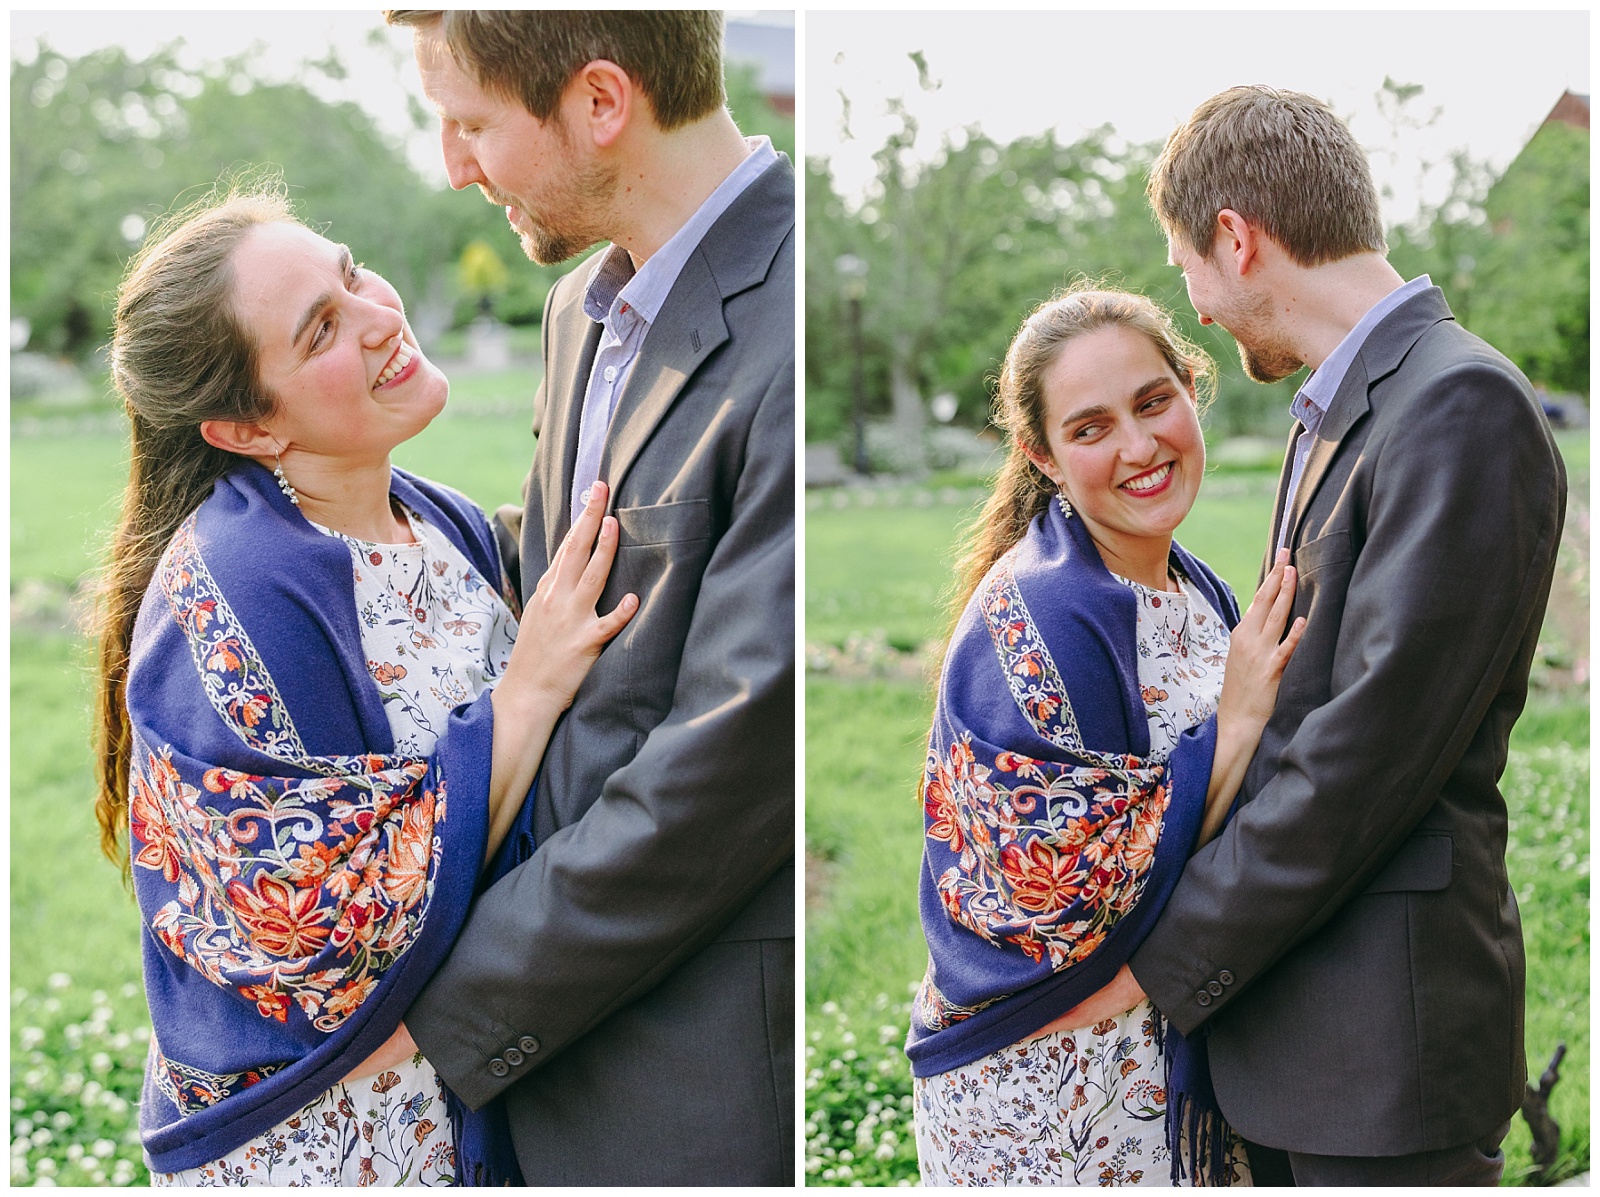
[1291,274,1432,432]
[582,135,780,329]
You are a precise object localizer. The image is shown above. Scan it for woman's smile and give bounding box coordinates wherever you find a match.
[1119,461,1175,495]
[373,339,418,390]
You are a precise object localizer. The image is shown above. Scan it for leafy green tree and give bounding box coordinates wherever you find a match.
[11,43,474,358]
[804,99,1298,449]
[1471,121,1588,393]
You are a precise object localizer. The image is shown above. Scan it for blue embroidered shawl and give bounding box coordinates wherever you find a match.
[909,499,1240,1178]
[129,462,514,1174]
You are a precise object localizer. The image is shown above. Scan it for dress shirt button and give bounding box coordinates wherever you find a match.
[503,1047,524,1067]
[489,1058,510,1078]
[1207,980,1224,997]
[1218,970,1235,986]
[1195,991,1212,1007]
[603,365,617,383]
[518,1036,540,1054]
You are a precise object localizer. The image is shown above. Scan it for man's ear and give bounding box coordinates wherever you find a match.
[568,59,633,148]
[1213,208,1261,277]
[199,418,278,458]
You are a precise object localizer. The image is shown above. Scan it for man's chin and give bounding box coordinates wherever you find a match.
[518,226,597,268]
[1238,344,1303,385]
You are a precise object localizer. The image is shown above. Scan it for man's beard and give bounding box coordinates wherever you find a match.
[488,159,618,267]
[1236,337,1303,385]
[1218,288,1303,384]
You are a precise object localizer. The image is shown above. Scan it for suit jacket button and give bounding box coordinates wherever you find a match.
[518,1036,540,1054]
[489,1058,510,1078]
[1195,991,1212,1007]
[1218,970,1235,986]
[1207,980,1224,997]
[503,1047,524,1067]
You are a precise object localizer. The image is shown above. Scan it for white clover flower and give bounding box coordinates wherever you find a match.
[19,1027,45,1050]
[46,973,72,992]
[36,1156,57,1174]
[875,1143,896,1161]
[13,1119,34,1139]
[50,1111,72,1131]
[822,1001,839,1016]
[92,1139,117,1159]
[66,1144,84,1163]
[30,1128,53,1147]
[90,1053,113,1076]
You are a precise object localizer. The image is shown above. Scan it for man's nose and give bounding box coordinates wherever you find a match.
[441,127,484,192]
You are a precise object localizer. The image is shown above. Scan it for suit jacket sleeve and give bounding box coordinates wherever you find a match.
[1129,359,1563,1035]
[406,348,795,1108]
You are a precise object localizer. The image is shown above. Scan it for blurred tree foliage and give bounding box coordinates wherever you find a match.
[807,75,1588,448]
[1393,120,1589,394]
[804,107,1295,447]
[11,40,795,360]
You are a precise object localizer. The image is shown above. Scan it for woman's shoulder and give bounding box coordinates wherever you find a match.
[1169,541,1240,625]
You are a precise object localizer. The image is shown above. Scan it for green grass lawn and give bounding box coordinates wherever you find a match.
[806,434,1590,1185]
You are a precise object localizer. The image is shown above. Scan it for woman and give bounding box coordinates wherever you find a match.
[909,288,1305,1186]
[93,183,635,1186]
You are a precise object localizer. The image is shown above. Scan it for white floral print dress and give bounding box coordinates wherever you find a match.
[156,502,517,1187]
[914,568,1251,1187]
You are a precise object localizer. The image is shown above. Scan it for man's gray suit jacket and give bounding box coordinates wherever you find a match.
[409,158,796,1185]
[1130,287,1566,1156]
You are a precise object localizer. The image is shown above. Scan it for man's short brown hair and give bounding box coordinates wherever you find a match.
[1148,85,1386,267]
[385,10,725,131]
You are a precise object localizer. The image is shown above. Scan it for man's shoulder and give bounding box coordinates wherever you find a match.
[1397,317,1536,405]
[696,158,795,305]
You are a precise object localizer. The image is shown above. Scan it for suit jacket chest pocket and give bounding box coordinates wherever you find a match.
[613,499,715,726]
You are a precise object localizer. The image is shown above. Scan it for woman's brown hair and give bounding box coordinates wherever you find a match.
[94,181,295,871]
[948,285,1214,628]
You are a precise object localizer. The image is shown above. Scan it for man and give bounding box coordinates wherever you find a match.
[1080,86,1565,1184]
[381,11,793,1185]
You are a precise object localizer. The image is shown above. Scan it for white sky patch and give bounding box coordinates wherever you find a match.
[808,9,1589,227]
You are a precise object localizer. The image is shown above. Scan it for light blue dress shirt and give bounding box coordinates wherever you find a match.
[568,136,780,522]
[1275,274,1433,552]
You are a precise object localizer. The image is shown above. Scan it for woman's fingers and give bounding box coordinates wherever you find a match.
[555,482,610,587]
[1245,548,1291,629]
[576,514,621,601]
[593,593,639,641]
[1274,615,1308,667]
[1263,564,1298,636]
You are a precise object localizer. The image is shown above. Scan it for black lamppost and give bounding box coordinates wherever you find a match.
[835,254,870,476]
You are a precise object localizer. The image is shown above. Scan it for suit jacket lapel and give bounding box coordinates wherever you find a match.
[597,157,795,509]
[540,279,603,560]
[1277,286,1455,554]
[597,256,729,498]
[1281,356,1371,553]
[1262,423,1303,584]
